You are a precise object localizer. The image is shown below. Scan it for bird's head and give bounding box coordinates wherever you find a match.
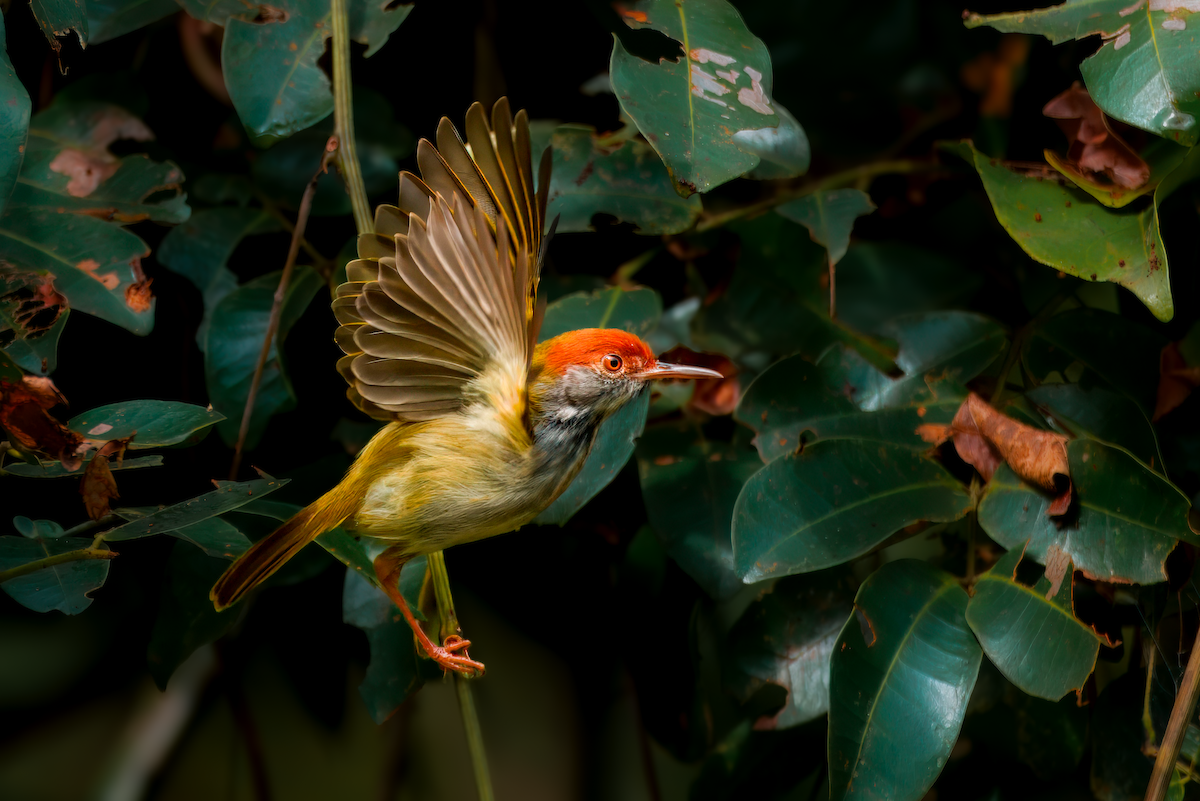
[529,328,722,423]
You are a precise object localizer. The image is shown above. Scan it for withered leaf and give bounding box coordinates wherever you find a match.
[1043,83,1149,190]
[1152,341,1200,422]
[0,376,84,469]
[80,454,118,519]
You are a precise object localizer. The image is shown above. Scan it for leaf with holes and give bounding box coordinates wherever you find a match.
[966,545,1105,700]
[546,125,702,234]
[0,536,110,614]
[205,266,323,449]
[733,439,971,582]
[965,1,1200,146]
[828,560,980,801]
[777,189,876,266]
[30,0,88,49]
[0,265,69,375]
[610,0,783,194]
[158,207,283,349]
[636,421,762,600]
[69,400,224,449]
[978,441,1198,584]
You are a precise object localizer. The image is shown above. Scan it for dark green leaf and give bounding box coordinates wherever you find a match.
[546,125,701,234]
[147,543,235,689]
[978,441,1198,584]
[947,140,1172,321]
[105,475,290,541]
[1091,672,1155,801]
[966,545,1103,700]
[610,0,783,194]
[170,518,250,560]
[2,452,162,478]
[219,0,412,139]
[965,2,1200,146]
[725,568,855,727]
[87,0,179,45]
[636,421,761,600]
[537,285,662,341]
[30,0,88,48]
[828,560,980,801]
[13,517,66,538]
[736,103,810,180]
[68,400,224,449]
[0,14,31,218]
[776,190,876,265]
[1025,383,1161,470]
[1024,308,1167,417]
[733,440,971,582]
[205,266,323,449]
[158,207,283,348]
[0,536,109,614]
[1012,693,1089,781]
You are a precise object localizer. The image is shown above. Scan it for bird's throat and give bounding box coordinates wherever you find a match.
[531,402,605,480]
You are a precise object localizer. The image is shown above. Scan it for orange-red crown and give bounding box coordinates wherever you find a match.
[535,328,655,377]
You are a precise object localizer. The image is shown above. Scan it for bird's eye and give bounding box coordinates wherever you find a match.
[603,354,623,372]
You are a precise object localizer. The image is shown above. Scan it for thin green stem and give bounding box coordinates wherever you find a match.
[427,551,494,801]
[0,545,115,585]
[330,0,372,235]
[695,159,940,232]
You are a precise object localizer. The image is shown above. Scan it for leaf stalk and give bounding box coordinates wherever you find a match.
[0,544,115,585]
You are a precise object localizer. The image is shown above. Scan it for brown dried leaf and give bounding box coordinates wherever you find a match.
[1153,341,1200,421]
[965,393,1068,492]
[80,453,119,519]
[959,34,1031,118]
[949,398,1004,483]
[1043,83,1149,190]
[0,377,84,469]
[661,347,740,416]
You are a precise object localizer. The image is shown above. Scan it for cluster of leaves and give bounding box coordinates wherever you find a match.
[5,0,1200,799]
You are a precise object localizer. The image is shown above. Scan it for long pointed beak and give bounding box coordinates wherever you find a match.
[637,361,724,381]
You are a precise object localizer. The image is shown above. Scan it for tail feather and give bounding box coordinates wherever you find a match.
[210,488,356,610]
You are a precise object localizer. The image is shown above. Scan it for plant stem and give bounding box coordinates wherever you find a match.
[988,288,1074,407]
[229,140,337,480]
[1145,619,1200,801]
[694,159,937,232]
[0,544,115,585]
[427,550,494,801]
[330,0,372,235]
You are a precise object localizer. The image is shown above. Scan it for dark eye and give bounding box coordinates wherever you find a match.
[603,353,623,371]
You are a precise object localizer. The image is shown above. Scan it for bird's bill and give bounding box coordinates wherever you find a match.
[637,361,724,380]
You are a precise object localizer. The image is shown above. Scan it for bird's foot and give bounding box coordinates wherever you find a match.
[425,635,485,678]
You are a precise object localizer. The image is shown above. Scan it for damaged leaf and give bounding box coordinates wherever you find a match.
[0,262,68,375]
[30,0,88,50]
[965,0,1200,146]
[0,376,85,469]
[946,140,1173,321]
[978,440,1199,584]
[1043,83,1150,195]
[69,399,224,449]
[966,544,1107,700]
[545,124,702,234]
[610,0,785,194]
[777,189,876,266]
[80,439,123,520]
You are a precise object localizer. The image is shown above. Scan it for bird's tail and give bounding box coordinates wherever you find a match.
[210,484,359,611]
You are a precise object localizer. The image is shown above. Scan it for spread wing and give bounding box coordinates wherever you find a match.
[334,98,552,421]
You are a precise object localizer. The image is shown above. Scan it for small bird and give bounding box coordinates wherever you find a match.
[210,99,720,676]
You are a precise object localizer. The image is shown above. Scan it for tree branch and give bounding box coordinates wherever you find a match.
[0,543,115,585]
[1145,618,1200,801]
[229,139,337,479]
[330,0,372,235]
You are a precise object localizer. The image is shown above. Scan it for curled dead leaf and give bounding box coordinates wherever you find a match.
[1153,341,1200,421]
[79,437,129,519]
[0,377,85,469]
[1043,82,1149,190]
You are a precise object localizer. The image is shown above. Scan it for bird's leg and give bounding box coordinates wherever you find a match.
[373,547,485,678]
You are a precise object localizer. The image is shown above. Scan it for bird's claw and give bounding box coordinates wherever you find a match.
[427,635,485,678]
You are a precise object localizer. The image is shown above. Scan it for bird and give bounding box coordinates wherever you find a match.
[209,98,721,677]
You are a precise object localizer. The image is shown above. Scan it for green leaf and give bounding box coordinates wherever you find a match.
[1091,672,1155,800]
[87,0,179,45]
[169,518,250,559]
[1011,693,1089,780]
[965,1,1200,145]
[0,267,68,375]
[725,568,855,728]
[2,452,162,478]
[610,0,782,194]
[535,285,662,525]
[545,125,702,234]
[30,0,88,48]
[978,441,1198,584]
[735,103,810,180]
[68,400,225,449]
[158,207,283,349]
[0,536,109,614]
[635,422,762,600]
[776,190,876,265]
[251,88,413,215]
[828,560,981,801]
[105,475,290,541]
[147,543,236,689]
[0,15,31,219]
[205,266,323,449]
[1025,383,1161,469]
[343,554,427,723]
[1023,308,1166,415]
[733,440,971,582]
[219,0,412,139]
[947,140,1173,321]
[13,517,66,538]
[966,545,1103,700]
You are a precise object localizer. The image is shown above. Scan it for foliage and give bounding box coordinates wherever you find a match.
[5,0,1200,799]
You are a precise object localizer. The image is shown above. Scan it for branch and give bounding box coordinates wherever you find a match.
[330,0,372,235]
[427,550,495,801]
[1145,618,1200,801]
[229,140,338,479]
[0,542,115,585]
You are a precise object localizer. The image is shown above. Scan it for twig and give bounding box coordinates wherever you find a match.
[988,288,1074,407]
[253,192,334,276]
[1145,619,1200,801]
[427,550,494,801]
[0,543,115,585]
[330,0,372,235]
[229,140,338,479]
[828,256,836,320]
